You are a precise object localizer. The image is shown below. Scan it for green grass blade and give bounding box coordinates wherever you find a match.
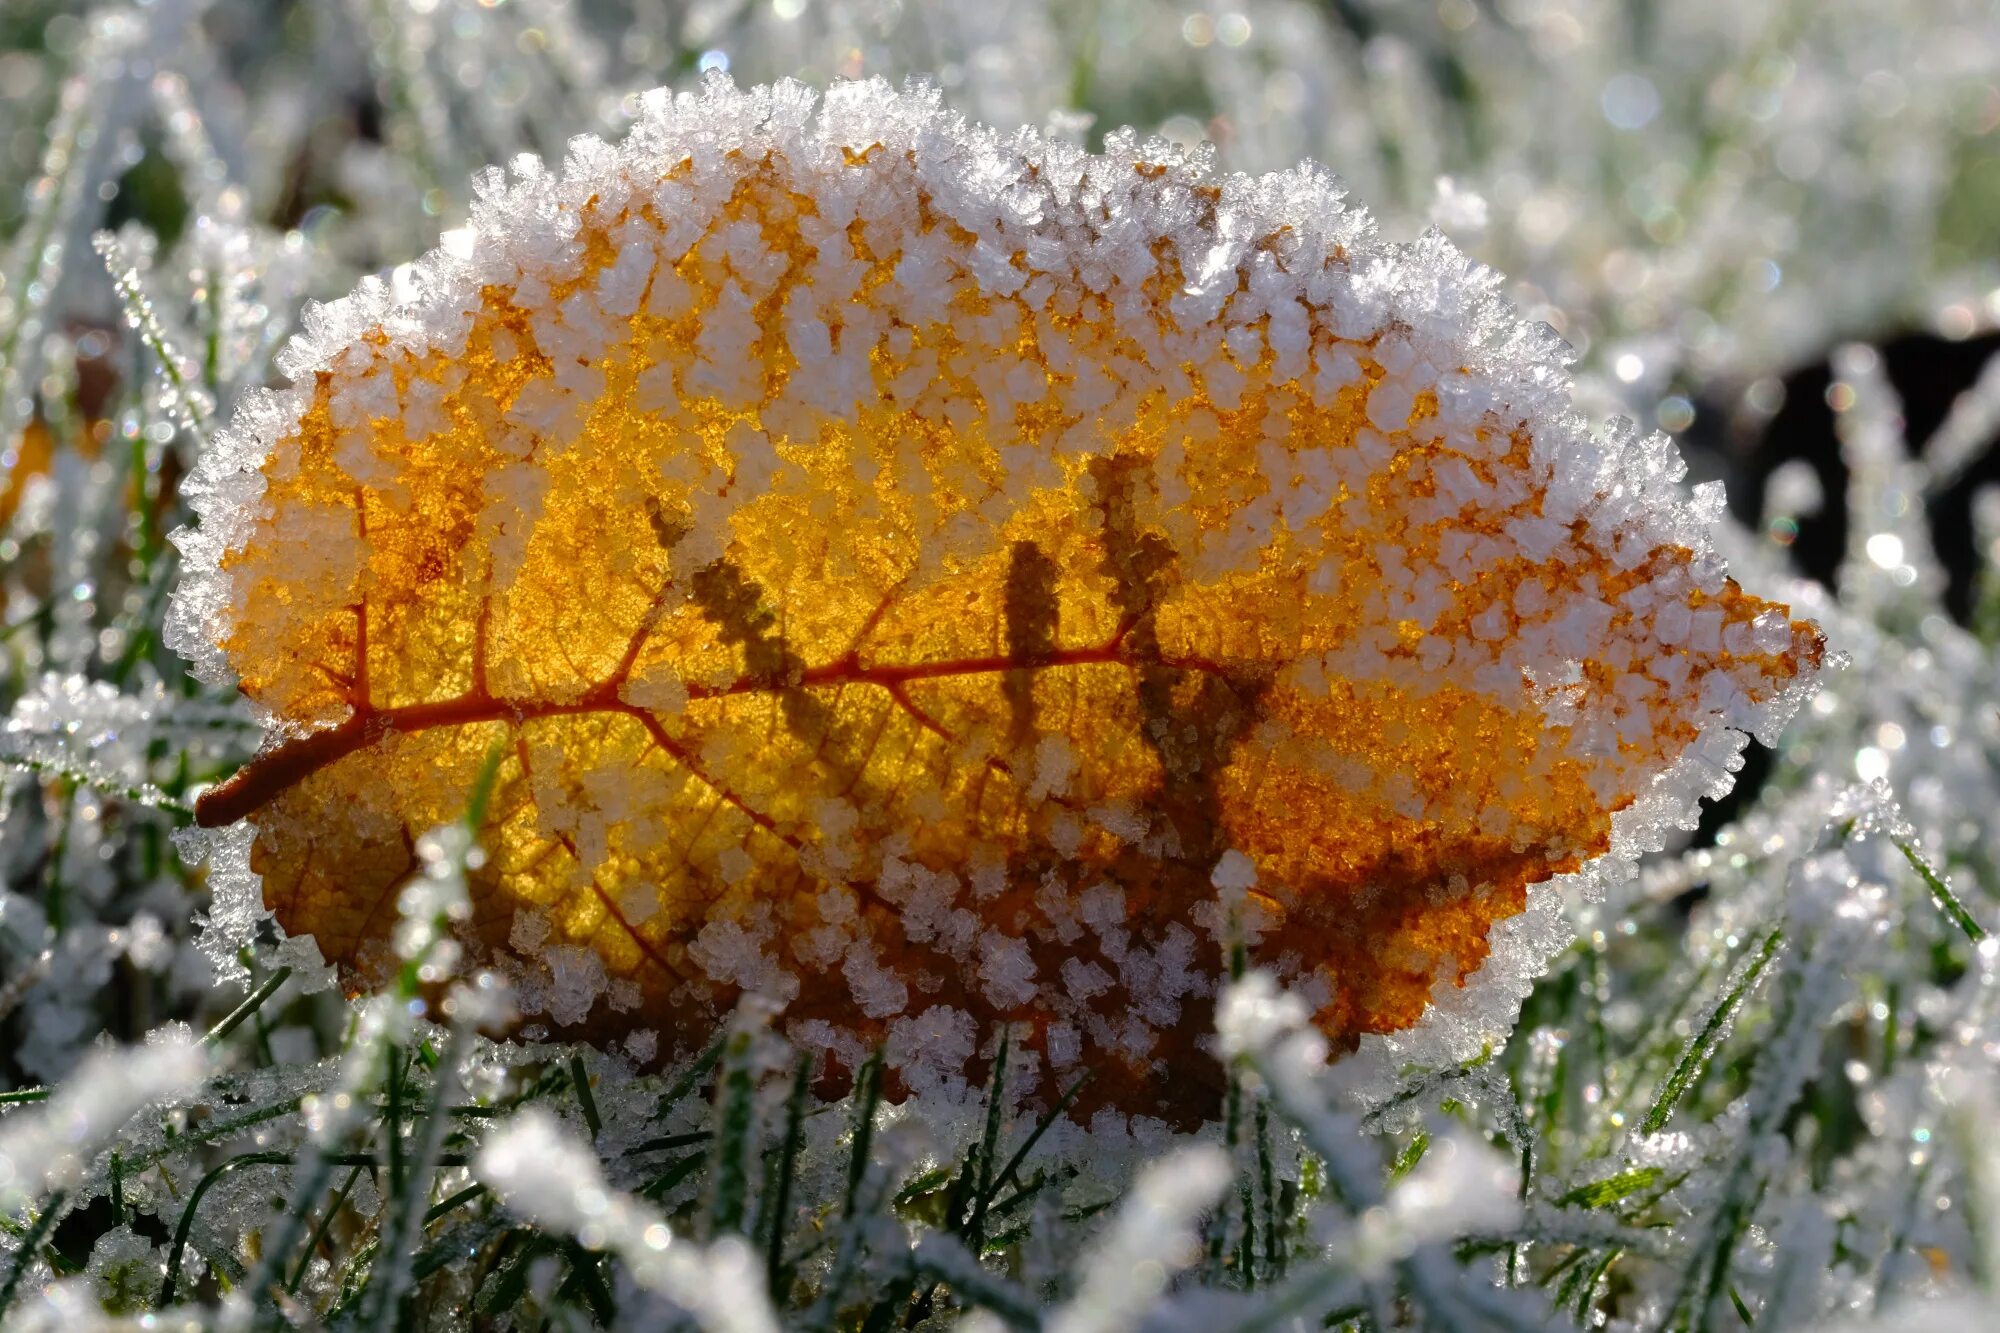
[160,1153,293,1304]
[764,1052,813,1296]
[1897,839,1989,942]
[965,1025,1012,1247]
[569,1053,602,1139]
[990,1069,1092,1203]
[0,1191,67,1324]
[1640,928,1783,1135]
[286,1163,366,1297]
[708,1024,758,1237]
[203,966,292,1046]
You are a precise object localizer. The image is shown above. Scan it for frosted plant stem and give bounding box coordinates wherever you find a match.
[0,1037,209,1212]
[1257,1098,1281,1280]
[0,747,192,817]
[909,1234,1043,1328]
[248,1142,344,1320]
[1268,1057,1402,1332]
[0,1192,65,1325]
[1596,953,1720,1145]
[1206,1061,1243,1281]
[93,230,214,443]
[988,1069,1093,1204]
[364,1023,470,1328]
[1218,1265,1366,1333]
[202,965,292,1046]
[840,1050,883,1222]
[1045,1147,1232,1333]
[1870,1160,1935,1315]
[654,1032,726,1121]
[965,1025,1012,1249]
[160,1151,292,1304]
[149,71,232,224]
[761,1053,812,1295]
[1896,839,1989,943]
[286,1164,366,1296]
[1664,925,1833,1333]
[0,950,49,1026]
[1921,345,2000,493]
[1222,973,1546,1329]
[244,1004,393,1326]
[900,1026,1019,1327]
[358,0,453,194]
[708,1023,758,1238]
[479,1109,781,1333]
[0,18,113,448]
[1640,927,1785,1134]
[806,1161,890,1332]
[569,1053,602,1137]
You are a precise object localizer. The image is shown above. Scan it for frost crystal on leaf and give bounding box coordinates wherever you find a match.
[172,75,1820,1122]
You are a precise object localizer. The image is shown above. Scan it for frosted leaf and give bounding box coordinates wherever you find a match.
[174,75,1821,1123]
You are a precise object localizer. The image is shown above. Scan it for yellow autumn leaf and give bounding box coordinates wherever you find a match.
[174,79,1821,1122]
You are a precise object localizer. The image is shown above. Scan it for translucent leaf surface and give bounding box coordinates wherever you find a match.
[174,78,1822,1121]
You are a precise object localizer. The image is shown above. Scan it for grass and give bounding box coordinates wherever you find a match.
[4,2,2000,1329]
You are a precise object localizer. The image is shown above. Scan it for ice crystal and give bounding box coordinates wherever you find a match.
[479,1107,780,1333]
[1043,1145,1229,1333]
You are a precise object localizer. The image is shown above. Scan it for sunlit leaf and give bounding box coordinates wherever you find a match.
[173,79,1822,1122]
